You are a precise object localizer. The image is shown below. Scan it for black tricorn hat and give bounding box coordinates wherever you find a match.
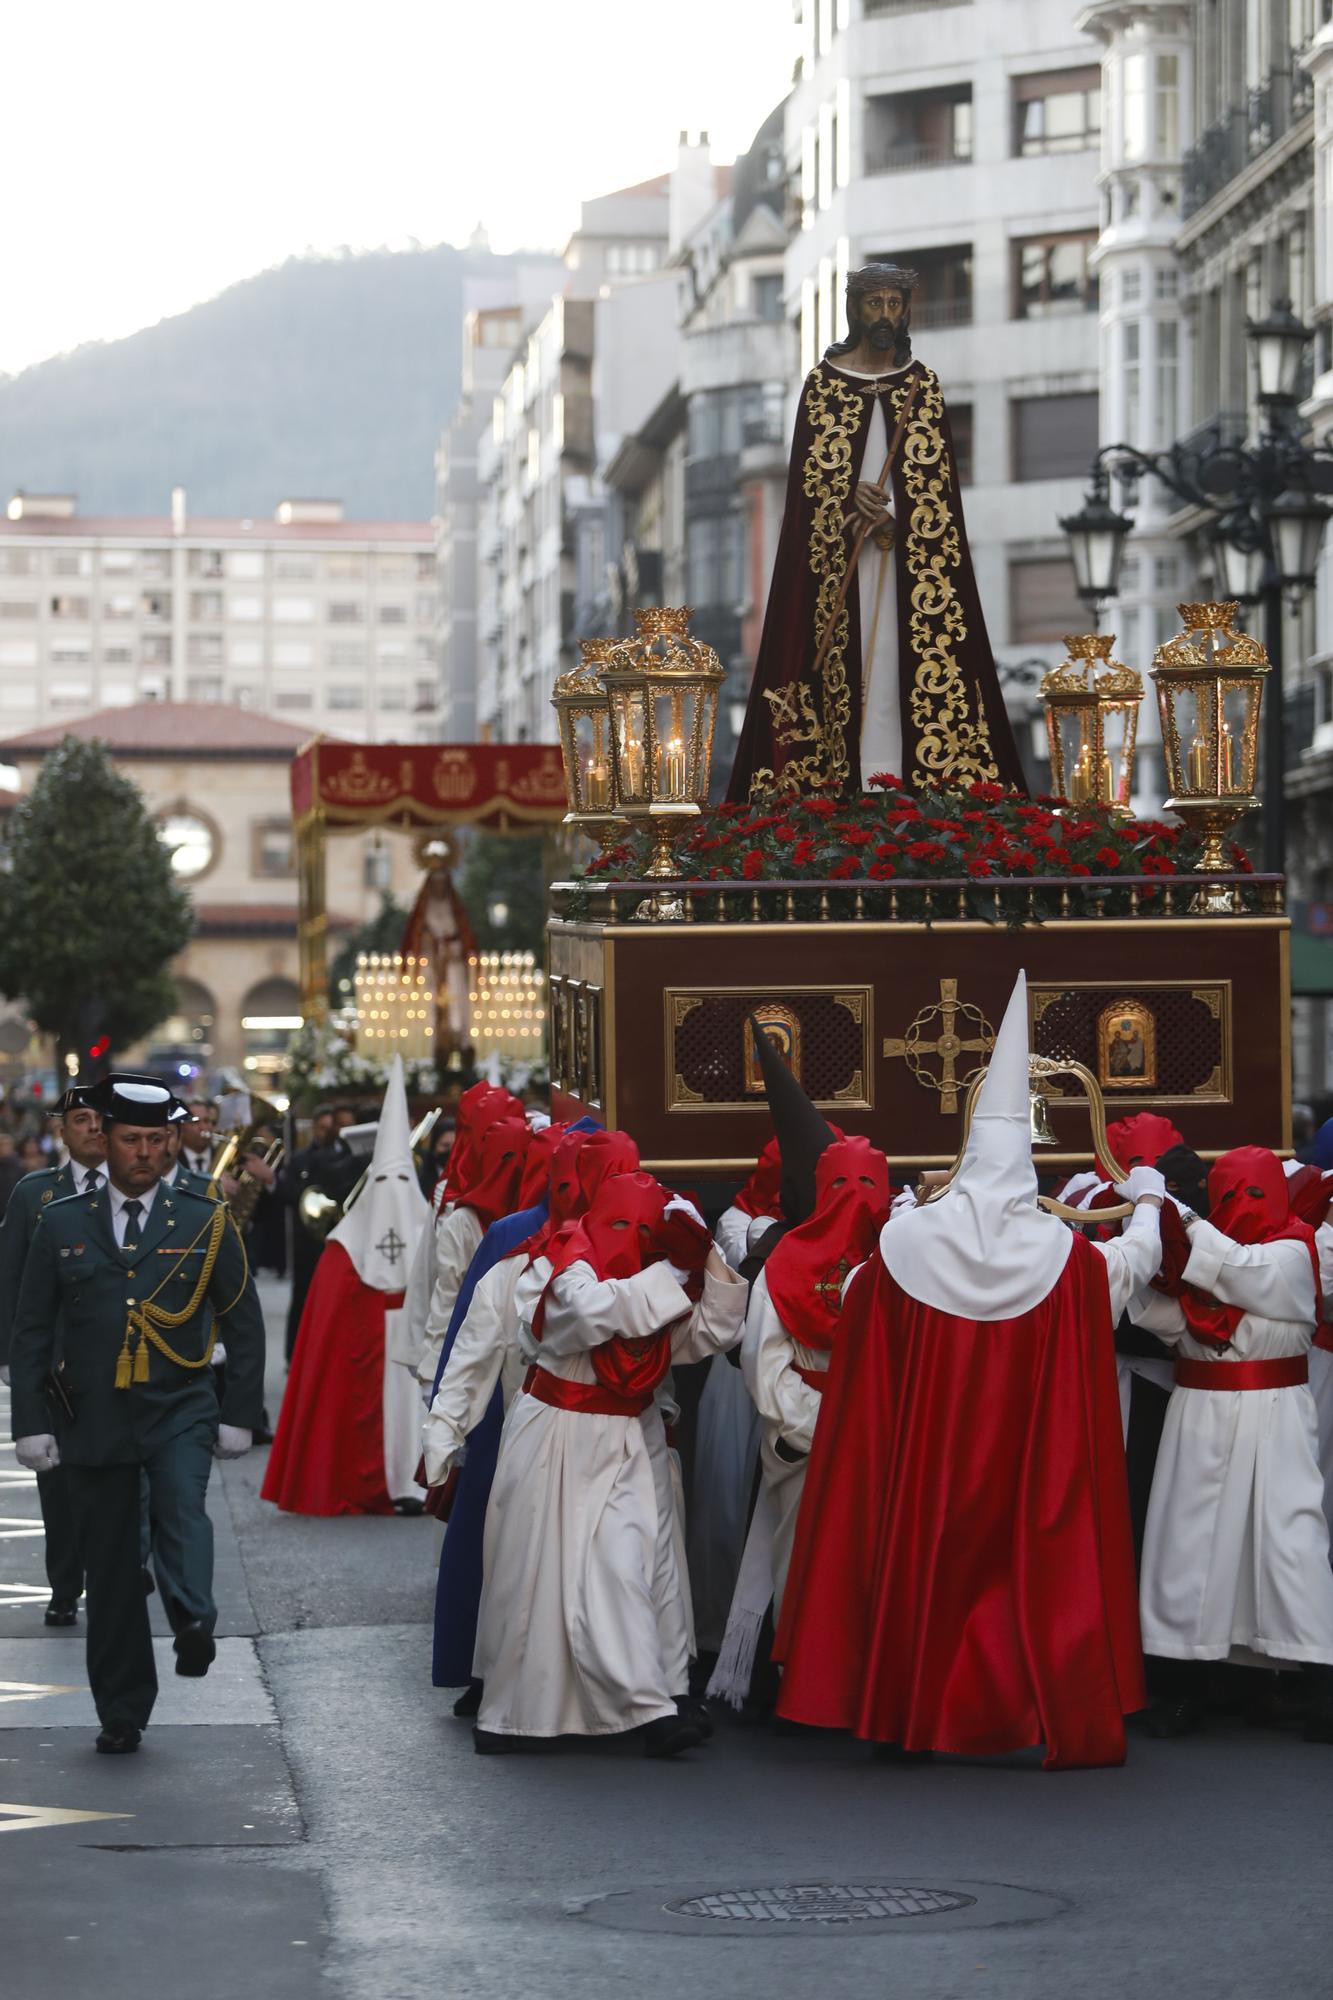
[747,1015,837,1224]
[86,1073,181,1128]
[53,1082,95,1116]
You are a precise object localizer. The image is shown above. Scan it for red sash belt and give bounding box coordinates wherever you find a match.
[794,1363,827,1394]
[1174,1354,1308,1392]
[522,1364,653,1419]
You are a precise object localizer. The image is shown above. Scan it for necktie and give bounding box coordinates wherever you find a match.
[122,1200,144,1251]
[82,1169,99,1195]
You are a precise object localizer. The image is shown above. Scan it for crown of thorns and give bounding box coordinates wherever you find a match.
[847,263,919,297]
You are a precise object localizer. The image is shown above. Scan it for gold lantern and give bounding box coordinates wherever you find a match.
[551,639,627,857]
[1150,601,1268,913]
[1040,633,1143,818]
[602,607,724,879]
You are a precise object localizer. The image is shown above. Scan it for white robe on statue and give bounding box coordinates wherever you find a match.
[1131,1221,1333,1665]
[471,1249,746,1739]
[839,360,907,782]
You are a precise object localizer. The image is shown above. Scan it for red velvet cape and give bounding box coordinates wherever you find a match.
[261,1241,402,1517]
[727,357,1025,801]
[773,1232,1145,1768]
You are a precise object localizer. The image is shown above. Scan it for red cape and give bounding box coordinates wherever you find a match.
[261,1241,403,1517]
[774,1231,1144,1768]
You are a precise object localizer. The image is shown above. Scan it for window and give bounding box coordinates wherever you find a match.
[101,682,135,706]
[1124,321,1142,441]
[377,602,408,624]
[141,636,172,665]
[141,591,171,620]
[187,633,224,666]
[104,592,136,621]
[190,590,224,620]
[189,550,224,578]
[1155,322,1179,445]
[899,243,972,329]
[378,686,409,710]
[1154,53,1180,159]
[0,680,36,706]
[230,684,260,708]
[0,640,37,666]
[51,595,91,619]
[141,551,171,579]
[753,273,783,322]
[0,600,36,619]
[230,595,263,621]
[326,552,365,580]
[414,594,435,624]
[1011,394,1099,481]
[414,679,439,711]
[329,601,363,623]
[274,640,314,667]
[1121,269,1142,304]
[1123,52,1147,160]
[274,554,317,579]
[951,403,974,485]
[0,551,35,576]
[1010,558,1085,643]
[376,554,414,581]
[865,85,972,172]
[1013,67,1101,155]
[226,551,263,580]
[363,839,393,891]
[1013,232,1098,318]
[688,518,721,606]
[230,638,263,667]
[328,685,365,709]
[157,811,217,879]
[415,553,435,581]
[1155,268,1179,302]
[186,675,225,702]
[100,549,135,574]
[50,551,92,578]
[274,596,315,622]
[251,821,296,877]
[329,642,365,667]
[51,642,91,665]
[274,689,314,710]
[102,645,133,665]
[49,680,93,707]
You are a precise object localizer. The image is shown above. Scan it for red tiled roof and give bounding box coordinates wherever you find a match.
[0,701,344,758]
[0,516,431,543]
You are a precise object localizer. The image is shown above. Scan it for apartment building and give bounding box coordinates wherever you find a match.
[0,493,438,742]
[787,0,1106,759]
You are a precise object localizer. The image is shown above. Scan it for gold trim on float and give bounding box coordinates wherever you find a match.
[549,916,1291,939]
[662,983,874,1113]
[1028,977,1234,1105]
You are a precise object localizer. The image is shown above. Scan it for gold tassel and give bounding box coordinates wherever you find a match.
[115,1337,133,1391]
[132,1335,150,1384]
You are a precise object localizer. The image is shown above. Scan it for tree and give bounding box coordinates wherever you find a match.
[0,737,194,1073]
[457,833,549,956]
[327,893,409,1007]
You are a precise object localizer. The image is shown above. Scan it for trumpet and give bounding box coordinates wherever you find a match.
[299,1106,443,1241]
[208,1091,285,1224]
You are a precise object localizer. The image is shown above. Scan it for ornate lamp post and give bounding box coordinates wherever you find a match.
[602,607,724,881]
[1040,633,1143,816]
[1061,299,1333,873]
[551,639,627,858]
[1150,601,1269,914]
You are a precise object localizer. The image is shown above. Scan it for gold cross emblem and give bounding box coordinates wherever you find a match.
[883,977,996,1114]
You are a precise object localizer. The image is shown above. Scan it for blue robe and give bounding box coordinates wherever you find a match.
[430,1117,600,1688]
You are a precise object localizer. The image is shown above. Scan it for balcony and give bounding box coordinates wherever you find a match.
[1182,62,1315,219]
[866,137,972,175]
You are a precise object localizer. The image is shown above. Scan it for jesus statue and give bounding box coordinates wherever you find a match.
[728,263,1026,801]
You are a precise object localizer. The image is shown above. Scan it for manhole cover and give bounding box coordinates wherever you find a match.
[666,1884,974,1925]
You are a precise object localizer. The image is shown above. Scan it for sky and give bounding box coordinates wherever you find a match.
[0,0,794,378]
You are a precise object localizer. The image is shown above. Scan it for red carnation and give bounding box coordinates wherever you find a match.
[1095,847,1122,870]
[868,859,898,879]
[967,781,1006,802]
[906,839,947,863]
[967,857,993,878]
[866,771,904,790]
[1142,854,1176,875]
[742,849,765,880]
[830,856,861,879]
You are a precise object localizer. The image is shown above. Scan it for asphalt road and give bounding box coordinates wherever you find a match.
[3,1276,1330,1998]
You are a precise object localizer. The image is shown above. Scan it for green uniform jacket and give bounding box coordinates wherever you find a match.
[0,1162,78,1370]
[8,1182,266,1463]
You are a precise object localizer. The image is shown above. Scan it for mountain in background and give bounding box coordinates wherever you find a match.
[0,243,522,520]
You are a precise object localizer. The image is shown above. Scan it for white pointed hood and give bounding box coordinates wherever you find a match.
[879,970,1073,1320]
[331,1058,429,1292]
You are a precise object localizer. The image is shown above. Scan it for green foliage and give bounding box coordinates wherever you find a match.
[327,894,409,1008]
[458,834,549,955]
[0,737,193,1061]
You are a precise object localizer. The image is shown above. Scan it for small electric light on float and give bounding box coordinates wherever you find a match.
[1149,600,1269,914]
[468,950,546,1061]
[551,639,627,858]
[601,607,724,880]
[1040,633,1143,818]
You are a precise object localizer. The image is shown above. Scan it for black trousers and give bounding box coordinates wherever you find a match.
[64,1421,217,1730]
[35,1463,84,1603]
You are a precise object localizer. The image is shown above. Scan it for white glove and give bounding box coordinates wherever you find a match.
[16,1434,60,1472]
[890,1187,918,1217]
[663,1194,706,1230]
[213,1425,252,1459]
[0,1364,9,1386]
[527,1111,552,1132]
[211,1341,228,1368]
[1113,1166,1167,1205]
[1283,1158,1303,1180]
[744,1215,779,1255]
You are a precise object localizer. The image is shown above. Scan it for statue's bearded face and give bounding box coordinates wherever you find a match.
[855,287,907,348]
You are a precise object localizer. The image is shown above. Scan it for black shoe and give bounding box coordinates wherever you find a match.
[676,1695,714,1741]
[1302,1708,1333,1744]
[872,1742,935,1765]
[1146,1696,1205,1739]
[44,1597,79,1628]
[473,1727,520,1755]
[95,1723,141,1756]
[173,1620,217,1678]
[453,1680,484,1719]
[642,1714,704,1760]
[392,1496,426,1516]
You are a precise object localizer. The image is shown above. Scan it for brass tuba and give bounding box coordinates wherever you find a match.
[918,1055,1134,1222]
[208,1090,285,1224]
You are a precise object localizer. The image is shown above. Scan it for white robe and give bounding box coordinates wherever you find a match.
[421,1255,528,1485]
[688,1201,769,1649]
[839,361,905,781]
[473,1249,746,1738]
[1131,1219,1333,1665]
[390,1202,484,1390]
[1304,1220,1333,1541]
[390,1189,451,1373]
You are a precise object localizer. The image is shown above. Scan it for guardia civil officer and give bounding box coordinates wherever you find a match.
[8,1075,266,1755]
[0,1083,108,1625]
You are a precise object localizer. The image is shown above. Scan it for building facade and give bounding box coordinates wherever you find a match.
[786,0,1107,768]
[0,703,421,1078]
[0,494,438,744]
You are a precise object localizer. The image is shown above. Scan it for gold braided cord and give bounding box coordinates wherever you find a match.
[210,1212,252,1320]
[115,1204,229,1388]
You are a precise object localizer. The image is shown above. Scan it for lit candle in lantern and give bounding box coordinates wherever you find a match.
[585,760,610,810]
[662,734,687,796]
[1218,721,1236,791]
[1187,735,1211,790]
[622,729,645,796]
[1068,745,1093,804]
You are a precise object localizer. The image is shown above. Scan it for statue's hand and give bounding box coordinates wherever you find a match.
[852,481,893,534]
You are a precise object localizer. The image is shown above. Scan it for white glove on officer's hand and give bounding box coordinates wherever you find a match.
[16,1434,60,1472]
[663,1194,706,1230]
[1114,1166,1167,1205]
[213,1425,252,1459]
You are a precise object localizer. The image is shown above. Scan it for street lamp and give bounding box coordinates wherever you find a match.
[1248,300,1312,406]
[1212,509,1267,605]
[1268,486,1331,595]
[1059,477,1134,609]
